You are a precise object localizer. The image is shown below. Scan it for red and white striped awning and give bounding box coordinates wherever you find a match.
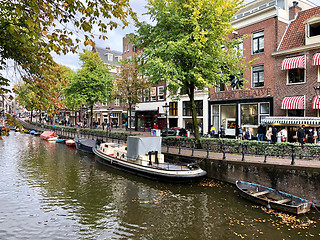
[281,96,305,109]
[312,53,320,66]
[281,56,305,70]
[312,96,320,109]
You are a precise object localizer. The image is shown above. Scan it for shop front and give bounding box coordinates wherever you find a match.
[210,97,273,138]
[135,110,159,132]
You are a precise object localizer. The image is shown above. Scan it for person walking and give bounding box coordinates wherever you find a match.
[219,125,225,138]
[266,127,272,143]
[210,125,216,138]
[307,127,313,144]
[297,125,306,147]
[271,126,277,144]
[280,127,287,142]
[257,124,264,141]
[245,128,252,140]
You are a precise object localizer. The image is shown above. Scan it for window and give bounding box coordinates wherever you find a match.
[107,54,113,62]
[114,98,120,107]
[231,74,243,90]
[150,87,156,101]
[241,104,258,126]
[216,83,225,92]
[169,102,178,116]
[143,89,149,102]
[259,103,270,123]
[288,68,305,84]
[309,22,320,37]
[158,86,164,100]
[252,31,264,54]
[252,65,264,88]
[183,100,203,116]
[288,109,304,117]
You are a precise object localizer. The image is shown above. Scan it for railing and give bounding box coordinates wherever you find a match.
[163,138,320,165]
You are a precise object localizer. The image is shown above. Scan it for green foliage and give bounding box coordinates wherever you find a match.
[134,0,247,143]
[0,0,135,93]
[64,49,114,110]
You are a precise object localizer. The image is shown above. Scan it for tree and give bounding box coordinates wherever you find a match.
[134,0,248,145]
[116,57,151,132]
[64,49,114,128]
[0,0,135,93]
[14,64,71,121]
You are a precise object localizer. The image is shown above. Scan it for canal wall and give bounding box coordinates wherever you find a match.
[165,153,320,206]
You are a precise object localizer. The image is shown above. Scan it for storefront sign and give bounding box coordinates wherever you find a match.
[212,88,272,101]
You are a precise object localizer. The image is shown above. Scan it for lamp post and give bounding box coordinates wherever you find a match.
[163,103,169,136]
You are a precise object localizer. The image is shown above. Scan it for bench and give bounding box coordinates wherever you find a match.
[274,198,291,204]
[251,190,269,197]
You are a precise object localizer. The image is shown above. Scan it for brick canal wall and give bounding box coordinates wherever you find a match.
[165,153,320,206]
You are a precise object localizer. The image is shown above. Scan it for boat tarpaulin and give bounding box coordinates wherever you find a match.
[127,136,162,160]
[40,131,58,140]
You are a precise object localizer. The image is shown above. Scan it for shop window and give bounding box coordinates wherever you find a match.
[241,104,258,126]
[183,100,203,116]
[288,109,304,117]
[252,31,264,54]
[158,86,164,101]
[252,65,264,88]
[260,103,269,114]
[150,87,156,101]
[288,68,305,84]
[169,102,178,116]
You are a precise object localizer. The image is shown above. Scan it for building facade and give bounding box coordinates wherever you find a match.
[209,0,316,138]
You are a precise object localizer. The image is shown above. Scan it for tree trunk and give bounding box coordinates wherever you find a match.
[90,106,93,129]
[129,102,132,133]
[30,109,33,122]
[187,84,201,148]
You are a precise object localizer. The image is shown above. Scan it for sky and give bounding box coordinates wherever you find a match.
[52,0,320,71]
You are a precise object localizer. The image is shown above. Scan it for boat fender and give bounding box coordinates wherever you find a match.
[187,164,193,170]
[267,201,271,210]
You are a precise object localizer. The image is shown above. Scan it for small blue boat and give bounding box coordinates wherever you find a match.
[56,139,67,143]
[30,130,36,134]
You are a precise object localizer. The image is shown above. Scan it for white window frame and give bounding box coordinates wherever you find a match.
[158,86,164,100]
[252,65,264,88]
[114,98,120,107]
[150,87,157,101]
[286,68,306,85]
[107,54,113,62]
[252,30,264,55]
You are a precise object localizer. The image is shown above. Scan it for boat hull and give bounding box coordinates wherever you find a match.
[93,147,206,182]
[236,180,311,215]
[75,138,96,153]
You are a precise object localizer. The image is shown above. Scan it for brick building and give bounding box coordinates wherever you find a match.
[209,0,316,137]
[266,6,320,142]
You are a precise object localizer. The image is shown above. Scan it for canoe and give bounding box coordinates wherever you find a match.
[236,180,311,215]
[93,136,207,182]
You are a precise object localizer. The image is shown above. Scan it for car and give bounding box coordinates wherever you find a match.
[161,127,188,137]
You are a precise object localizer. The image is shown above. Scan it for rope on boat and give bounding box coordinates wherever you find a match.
[309,201,320,212]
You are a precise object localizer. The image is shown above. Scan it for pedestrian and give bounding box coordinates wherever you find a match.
[271,126,277,144]
[277,129,282,143]
[318,128,320,143]
[280,127,287,142]
[257,124,264,141]
[238,127,243,140]
[266,127,272,143]
[307,128,313,144]
[219,125,225,138]
[210,125,216,138]
[297,125,306,147]
[245,128,252,140]
[125,121,128,131]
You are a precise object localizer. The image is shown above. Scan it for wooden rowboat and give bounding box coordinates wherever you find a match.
[236,180,312,215]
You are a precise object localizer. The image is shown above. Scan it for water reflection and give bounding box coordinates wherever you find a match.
[0,133,319,239]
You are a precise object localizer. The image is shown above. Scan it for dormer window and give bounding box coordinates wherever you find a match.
[107,54,113,61]
[305,15,320,45]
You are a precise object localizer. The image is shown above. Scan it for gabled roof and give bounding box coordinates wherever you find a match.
[95,47,122,65]
[278,6,320,51]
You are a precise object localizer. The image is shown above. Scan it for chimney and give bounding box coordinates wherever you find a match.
[106,47,110,50]
[289,1,302,20]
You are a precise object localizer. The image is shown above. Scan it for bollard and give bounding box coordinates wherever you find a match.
[191,141,195,156]
[264,142,268,163]
[222,142,226,160]
[178,139,181,154]
[242,144,245,161]
[291,144,295,165]
[167,139,170,153]
[206,142,209,158]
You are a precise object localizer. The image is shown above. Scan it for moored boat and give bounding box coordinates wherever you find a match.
[74,138,96,153]
[93,136,207,182]
[40,131,58,141]
[236,180,312,215]
[65,139,76,147]
[56,139,67,143]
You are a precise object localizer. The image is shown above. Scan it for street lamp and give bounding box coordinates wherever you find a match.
[163,103,169,136]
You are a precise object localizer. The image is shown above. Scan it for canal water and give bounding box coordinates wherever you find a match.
[1,132,320,240]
